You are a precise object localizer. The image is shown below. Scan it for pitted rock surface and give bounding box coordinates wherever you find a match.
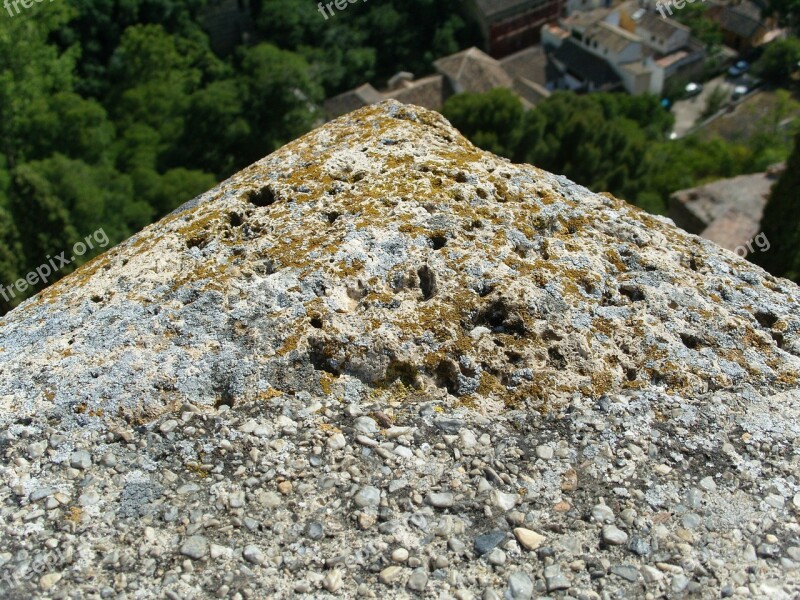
[0,101,799,599]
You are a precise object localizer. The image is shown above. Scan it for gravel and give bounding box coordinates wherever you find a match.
[602,524,629,546]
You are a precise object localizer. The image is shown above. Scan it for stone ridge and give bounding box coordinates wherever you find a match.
[0,100,799,599]
[1,100,798,429]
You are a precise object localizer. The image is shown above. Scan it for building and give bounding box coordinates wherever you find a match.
[707,0,771,52]
[626,11,690,55]
[542,3,705,95]
[323,46,555,119]
[433,47,515,95]
[467,0,565,57]
[669,164,784,252]
[548,36,624,92]
[500,45,560,103]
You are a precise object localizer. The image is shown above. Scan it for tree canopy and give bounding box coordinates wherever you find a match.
[442,89,795,216]
[752,133,800,282]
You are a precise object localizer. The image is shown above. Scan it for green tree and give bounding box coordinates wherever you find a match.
[755,38,800,85]
[145,168,218,215]
[59,0,209,97]
[0,168,22,313]
[442,89,526,158]
[0,3,79,166]
[9,163,80,276]
[237,43,323,165]
[672,4,723,49]
[752,133,800,282]
[254,0,480,95]
[764,0,800,30]
[181,80,251,177]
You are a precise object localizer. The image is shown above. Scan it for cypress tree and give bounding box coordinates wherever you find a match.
[753,133,800,282]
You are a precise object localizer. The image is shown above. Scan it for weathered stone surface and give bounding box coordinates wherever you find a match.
[0,101,798,599]
[1,102,798,427]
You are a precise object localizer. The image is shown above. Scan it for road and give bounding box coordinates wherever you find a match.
[671,74,738,138]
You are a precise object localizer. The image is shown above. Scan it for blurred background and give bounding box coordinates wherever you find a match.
[0,0,798,314]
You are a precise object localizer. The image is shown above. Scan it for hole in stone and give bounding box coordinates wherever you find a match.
[229,212,244,227]
[475,298,526,335]
[214,392,234,409]
[308,339,341,376]
[91,295,103,303]
[326,211,341,224]
[619,285,645,302]
[770,331,784,348]
[455,172,468,183]
[679,333,703,350]
[548,347,567,369]
[186,235,208,249]
[310,316,323,329]
[754,311,778,328]
[506,350,523,364]
[476,188,488,199]
[383,360,421,389]
[246,185,276,207]
[417,265,437,301]
[542,329,562,342]
[626,368,638,381]
[434,360,460,396]
[429,235,447,250]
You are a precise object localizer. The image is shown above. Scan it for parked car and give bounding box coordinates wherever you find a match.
[732,84,748,100]
[728,60,749,77]
[685,82,703,97]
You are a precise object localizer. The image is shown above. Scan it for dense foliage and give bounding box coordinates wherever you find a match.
[0,0,797,312]
[753,133,800,282]
[443,89,796,216]
[254,0,479,95]
[766,0,800,30]
[0,0,481,312]
[755,37,800,85]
